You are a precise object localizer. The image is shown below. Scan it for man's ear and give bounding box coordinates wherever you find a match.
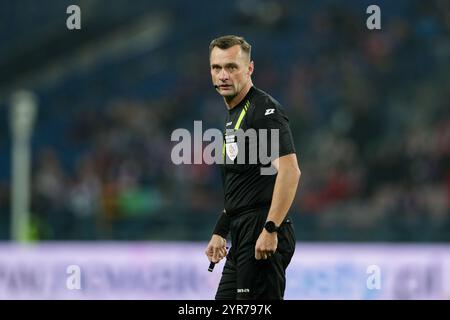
[248,61,254,76]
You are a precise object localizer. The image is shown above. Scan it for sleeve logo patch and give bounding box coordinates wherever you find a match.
[265,108,275,116]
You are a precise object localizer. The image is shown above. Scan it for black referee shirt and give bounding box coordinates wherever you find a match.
[221,86,296,216]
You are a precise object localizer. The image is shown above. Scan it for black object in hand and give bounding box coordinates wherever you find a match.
[208,247,228,272]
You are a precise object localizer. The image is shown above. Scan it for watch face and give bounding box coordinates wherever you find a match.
[265,221,276,233]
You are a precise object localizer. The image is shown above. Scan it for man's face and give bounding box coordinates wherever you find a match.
[210,45,253,100]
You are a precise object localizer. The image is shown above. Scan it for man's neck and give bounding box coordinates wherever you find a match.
[224,81,253,110]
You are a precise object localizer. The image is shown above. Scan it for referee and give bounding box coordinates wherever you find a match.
[205,35,301,300]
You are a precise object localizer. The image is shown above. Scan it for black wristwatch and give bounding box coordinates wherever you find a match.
[264,221,280,233]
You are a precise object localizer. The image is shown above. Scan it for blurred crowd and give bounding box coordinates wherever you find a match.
[0,0,449,241]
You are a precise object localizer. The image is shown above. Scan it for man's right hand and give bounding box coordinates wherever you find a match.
[205,234,228,263]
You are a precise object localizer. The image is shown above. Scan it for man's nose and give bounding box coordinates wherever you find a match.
[218,69,229,82]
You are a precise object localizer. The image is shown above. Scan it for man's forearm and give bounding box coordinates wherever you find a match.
[266,164,301,226]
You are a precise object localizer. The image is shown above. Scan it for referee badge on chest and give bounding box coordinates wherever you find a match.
[226,142,239,161]
[225,134,238,161]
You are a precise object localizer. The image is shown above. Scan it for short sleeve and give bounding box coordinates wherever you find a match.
[251,98,296,158]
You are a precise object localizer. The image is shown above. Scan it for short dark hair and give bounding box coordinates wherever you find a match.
[209,35,251,59]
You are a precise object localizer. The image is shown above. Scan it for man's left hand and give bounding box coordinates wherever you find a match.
[255,229,278,260]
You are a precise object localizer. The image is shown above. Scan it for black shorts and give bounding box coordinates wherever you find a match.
[215,207,296,300]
